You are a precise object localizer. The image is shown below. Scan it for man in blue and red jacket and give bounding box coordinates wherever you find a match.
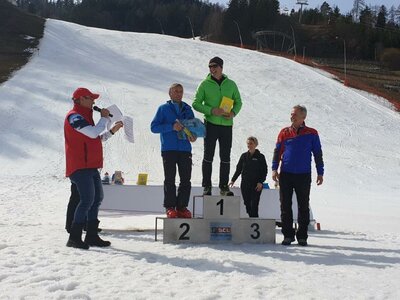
[64,87,123,249]
[272,105,324,246]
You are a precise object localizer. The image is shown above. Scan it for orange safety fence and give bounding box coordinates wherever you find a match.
[261,50,400,112]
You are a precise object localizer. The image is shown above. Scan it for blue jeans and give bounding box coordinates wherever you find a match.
[69,168,103,224]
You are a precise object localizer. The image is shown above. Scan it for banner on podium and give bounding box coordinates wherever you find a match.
[210,222,232,241]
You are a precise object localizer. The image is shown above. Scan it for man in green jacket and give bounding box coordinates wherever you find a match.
[193,57,242,196]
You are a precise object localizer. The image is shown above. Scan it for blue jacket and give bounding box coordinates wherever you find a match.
[151,100,194,152]
[272,123,324,175]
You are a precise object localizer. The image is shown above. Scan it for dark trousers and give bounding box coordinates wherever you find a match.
[69,168,104,224]
[241,182,262,218]
[202,121,232,188]
[162,151,192,209]
[279,172,311,240]
[66,183,79,232]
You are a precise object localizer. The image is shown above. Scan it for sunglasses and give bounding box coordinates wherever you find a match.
[208,64,219,68]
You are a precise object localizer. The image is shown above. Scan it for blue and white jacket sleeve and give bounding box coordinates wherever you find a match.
[68,114,112,141]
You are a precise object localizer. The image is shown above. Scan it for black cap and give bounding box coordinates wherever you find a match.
[209,56,223,68]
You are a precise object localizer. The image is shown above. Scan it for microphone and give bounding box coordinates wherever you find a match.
[93,105,113,117]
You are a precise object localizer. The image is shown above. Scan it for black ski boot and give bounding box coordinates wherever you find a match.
[66,223,89,250]
[84,220,111,247]
[83,219,102,233]
[220,185,234,196]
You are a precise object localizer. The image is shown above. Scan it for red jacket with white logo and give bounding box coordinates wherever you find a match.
[64,104,103,177]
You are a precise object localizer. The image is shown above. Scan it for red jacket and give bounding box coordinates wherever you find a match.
[64,104,103,177]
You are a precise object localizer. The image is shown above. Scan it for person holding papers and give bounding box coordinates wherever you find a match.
[64,87,123,249]
[151,83,197,219]
[193,56,242,196]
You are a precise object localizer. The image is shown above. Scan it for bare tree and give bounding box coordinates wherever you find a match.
[387,5,396,27]
[396,4,400,25]
[352,0,366,21]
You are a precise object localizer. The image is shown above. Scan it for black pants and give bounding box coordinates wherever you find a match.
[66,183,79,232]
[279,172,311,240]
[162,151,192,209]
[202,121,232,188]
[241,182,262,218]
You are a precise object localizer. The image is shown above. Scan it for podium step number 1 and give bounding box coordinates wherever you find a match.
[203,195,241,219]
[157,195,276,244]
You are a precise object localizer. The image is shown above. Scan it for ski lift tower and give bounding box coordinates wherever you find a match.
[296,0,308,23]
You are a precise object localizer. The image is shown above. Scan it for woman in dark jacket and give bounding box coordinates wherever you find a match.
[229,136,268,217]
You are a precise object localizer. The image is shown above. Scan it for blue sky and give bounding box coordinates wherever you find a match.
[208,0,399,14]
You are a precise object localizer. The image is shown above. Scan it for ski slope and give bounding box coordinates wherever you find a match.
[0,19,399,299]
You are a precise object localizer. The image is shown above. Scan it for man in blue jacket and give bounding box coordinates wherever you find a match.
[272,105,324,246]
[151,83,197,218]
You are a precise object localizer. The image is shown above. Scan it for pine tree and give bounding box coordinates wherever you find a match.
[320,1,331,24]
[376,5,387,28]
[329,6,340,24]
[359,6,373,27]
[320,1,331,17]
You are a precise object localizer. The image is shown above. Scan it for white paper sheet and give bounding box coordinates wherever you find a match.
[122,116,134,143]
[106,104,134,143]
[107,104,124,123]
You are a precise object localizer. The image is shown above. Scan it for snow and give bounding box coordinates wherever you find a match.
[0,19,399,299]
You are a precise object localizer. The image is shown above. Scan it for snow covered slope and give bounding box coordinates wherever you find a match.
[0,19,399,299]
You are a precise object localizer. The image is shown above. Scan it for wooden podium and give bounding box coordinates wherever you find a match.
[156,195,275,244]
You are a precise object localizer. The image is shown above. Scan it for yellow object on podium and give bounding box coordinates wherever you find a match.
[137,173,148,185]
[219,96,234,114]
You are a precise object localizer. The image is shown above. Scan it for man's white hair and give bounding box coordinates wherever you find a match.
[293,104,307,117]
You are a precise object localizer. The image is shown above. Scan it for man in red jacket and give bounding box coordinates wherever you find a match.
[64,87,123,249]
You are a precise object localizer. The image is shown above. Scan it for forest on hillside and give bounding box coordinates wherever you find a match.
[14,0,400,67]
